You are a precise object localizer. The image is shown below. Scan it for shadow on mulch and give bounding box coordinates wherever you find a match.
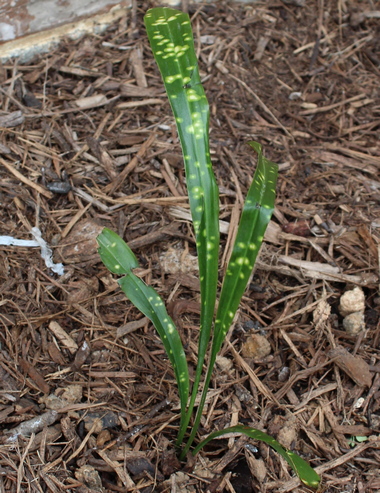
[0,1,379,492]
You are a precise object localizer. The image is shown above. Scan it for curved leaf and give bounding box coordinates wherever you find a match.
[97,228,189,419]
[193,425,320,489]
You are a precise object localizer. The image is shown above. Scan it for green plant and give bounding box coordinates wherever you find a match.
[348,435,368,448]
[97,7,320,489]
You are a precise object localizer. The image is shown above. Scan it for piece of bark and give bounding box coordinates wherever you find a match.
[0,111,24,128]
[329,346,372,387]
[19,358,50,394]
[5,410,58,442]
[48,321,78,354]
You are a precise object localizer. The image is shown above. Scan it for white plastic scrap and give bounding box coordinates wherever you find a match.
[30,227,64,275]
[0,227,64,275]
[0,236,39,247]
[289,92,302,100]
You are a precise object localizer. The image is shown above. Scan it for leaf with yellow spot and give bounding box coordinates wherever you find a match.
[97,228,189,419]
[181,141,279,456]
[145,7,219,446]
[194,426,320,489]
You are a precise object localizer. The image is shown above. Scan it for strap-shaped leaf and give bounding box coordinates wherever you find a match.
[145,7,220,442]
[97,228,189,417]
[212,141,278,355]
[181,142,278,456]
[193,425,321,489]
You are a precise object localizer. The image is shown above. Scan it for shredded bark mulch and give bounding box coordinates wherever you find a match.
[0,1,379,492]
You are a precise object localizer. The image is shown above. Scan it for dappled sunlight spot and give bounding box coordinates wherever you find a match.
[114,264,121,270]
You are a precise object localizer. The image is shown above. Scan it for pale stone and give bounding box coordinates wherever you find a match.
[343,311,365,335]
[242,333,271,360]
[339,287,365,317]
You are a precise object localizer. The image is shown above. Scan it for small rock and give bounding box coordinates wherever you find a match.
[241,333,271,360]
[75,465,102,492]
[83,411,119,433]
[41,384,83,410]
[339,287,365,317]
[160,246,198,274]
[216,355,233,372]
[343,311,365,335]
[60,384,83,403]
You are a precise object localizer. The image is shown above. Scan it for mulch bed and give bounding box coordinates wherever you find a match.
[0,0,379,491]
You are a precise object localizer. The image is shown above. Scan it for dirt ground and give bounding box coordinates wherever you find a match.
[0,1,379,492]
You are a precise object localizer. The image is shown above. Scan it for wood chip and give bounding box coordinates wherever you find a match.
[329,346,372,387]
[48,321,78,354]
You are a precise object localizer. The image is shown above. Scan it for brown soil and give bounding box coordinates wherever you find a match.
[0,1,379,492]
